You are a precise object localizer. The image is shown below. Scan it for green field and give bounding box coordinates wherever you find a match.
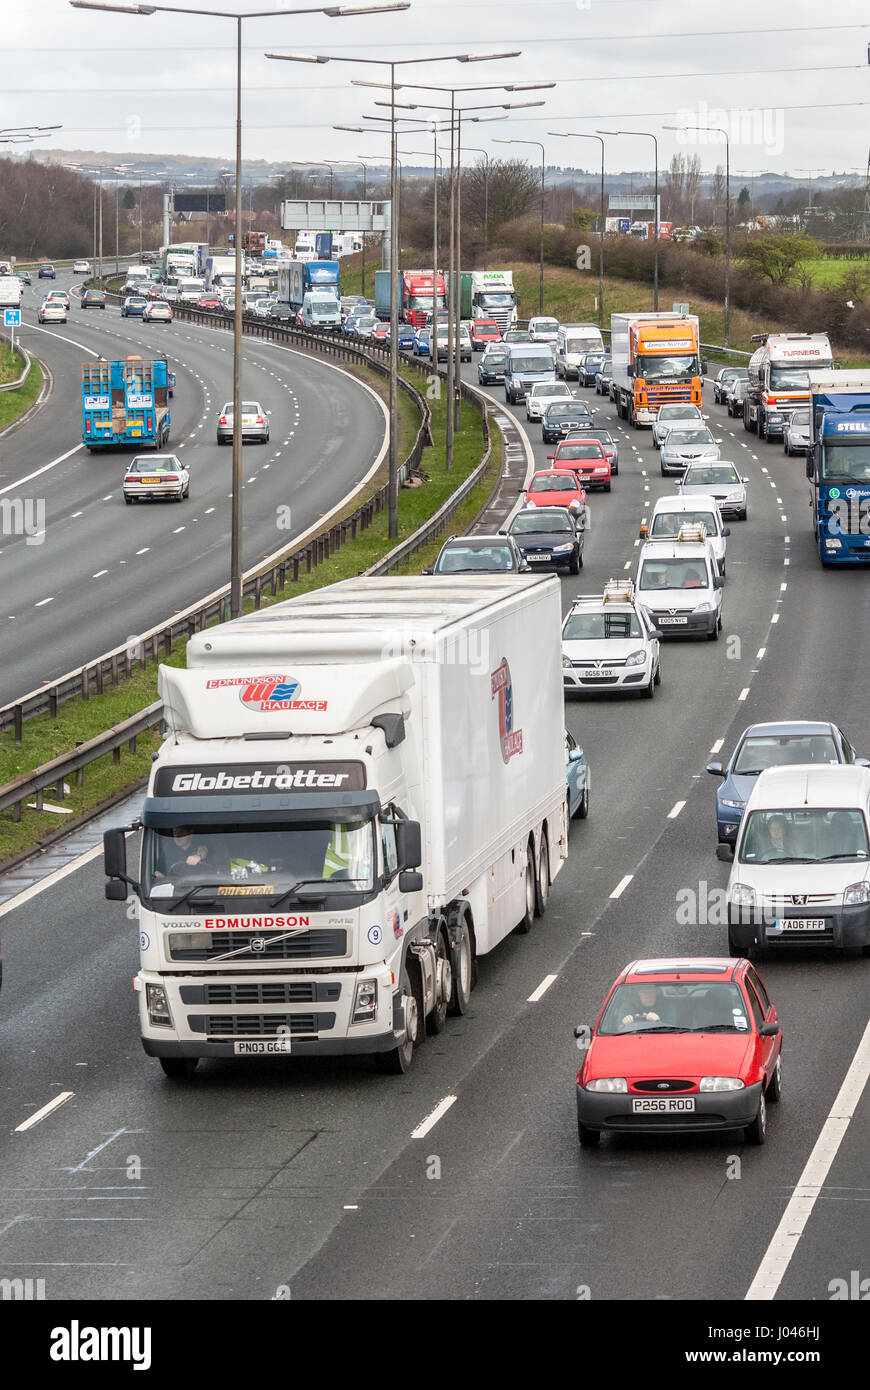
[0,341,43,432]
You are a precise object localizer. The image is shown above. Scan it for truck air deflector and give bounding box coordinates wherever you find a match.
[142,790,380,827]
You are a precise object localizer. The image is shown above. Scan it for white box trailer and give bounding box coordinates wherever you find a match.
[103,576,568,1077]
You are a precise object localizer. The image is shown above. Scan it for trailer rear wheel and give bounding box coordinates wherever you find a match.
[448,916,473,1016]
[514,844,536,935]
[534,833,550,917]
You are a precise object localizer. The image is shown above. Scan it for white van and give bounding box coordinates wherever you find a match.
[640,495,730,576]
[556,323,605,380]
[722,764,870,955]
[635,523,723,639]
[301,290,341,330]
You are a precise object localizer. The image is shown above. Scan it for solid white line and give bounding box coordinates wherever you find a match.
[15,1091,75,1132]
[610,874,633,899]
[745,1016,870,1301]
[0,842,105,921]
[527,973,558,1003]
[411,1094,458,1140]
[738,687,750,701]
[667,800,686,819]
[0,443,84,498]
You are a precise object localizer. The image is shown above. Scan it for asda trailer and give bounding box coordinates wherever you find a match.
[103,576,568,1077]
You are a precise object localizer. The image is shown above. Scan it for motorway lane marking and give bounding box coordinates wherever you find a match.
[71,511,83,518]
[135,547,149,555]
[0,443,84,498]
[92,570,108,578]
[15,1091,75,1132]
[784,535,790,544]
[781,582,788,591]
[771,613,779,623]
[411,1094,458,1140]
[34,597,54,607]
[738,687,750,701]
[610,874,633,899]
[757,647,766,659]
[527,973,558,1003]
[709,738,724,754]
[0,841,105,921]
[667,801,686,819]
[745,1015,870,1301]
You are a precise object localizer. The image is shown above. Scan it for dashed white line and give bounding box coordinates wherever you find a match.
[92,570,108,578]
[527,973,558,1003]
[15,1091,75,1132]
[411,1094,458,1140]
[35,597,54,607]
[709,738,724,755]
[756,647,766,659]
[771,613,779,624]
[746,1017,870,1301]
[135,547,149,555]
[667,800,686,819]
[780,582,788,592]
[610,874,633,900]
[738,687,750,701]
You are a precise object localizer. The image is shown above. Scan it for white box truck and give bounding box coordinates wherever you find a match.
[103,576,568,1078]
[204,255,236,292]
[471,270,518,333]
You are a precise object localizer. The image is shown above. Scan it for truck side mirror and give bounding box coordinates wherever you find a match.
[626,364,634,377]
[103,827,128,879]
[806,454,814,480]
[396,819,422,870]
[398,870,424,893]
[700,356,708,374]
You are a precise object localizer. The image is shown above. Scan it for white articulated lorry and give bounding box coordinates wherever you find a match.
[103,576,568,1078]
[471,270,518,333]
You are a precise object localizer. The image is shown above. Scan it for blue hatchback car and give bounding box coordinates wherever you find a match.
[414,326,432,356]
[706,720,868,843]
[566,728,589,821]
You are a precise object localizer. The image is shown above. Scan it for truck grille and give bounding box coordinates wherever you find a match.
[180,981,342,1005]
[189,1013,336,1036]
[167,929,347,962]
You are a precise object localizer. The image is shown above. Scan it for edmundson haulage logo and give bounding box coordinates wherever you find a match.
[491,658,523,763]
[208,674,328,713]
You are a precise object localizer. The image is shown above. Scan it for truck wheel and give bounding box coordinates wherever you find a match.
[160,1057,198,1078]
[426,925,451,1035]
[375,964,418,1073]
[534,833,550,917]
[447,915,473,1016]
[514,843,536,935]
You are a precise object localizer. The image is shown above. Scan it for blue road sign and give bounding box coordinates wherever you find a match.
[4,308,21,327]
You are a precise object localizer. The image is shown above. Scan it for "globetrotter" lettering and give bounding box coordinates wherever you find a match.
[171,769,352,792]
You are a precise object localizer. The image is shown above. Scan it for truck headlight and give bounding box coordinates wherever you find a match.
[625,648,648,666]
[146,983,172,1027]
[731,883,756,909]
[825,538,843,550]
[844,881,870,906]
[352,979,378,1022]
[585,1077,627,1093]
[700,1076,745,1092]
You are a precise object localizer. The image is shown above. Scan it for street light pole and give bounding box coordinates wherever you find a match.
[493,137,546,314]
[549,131,605,327]
[598,129,658,310]
[71,0,408,616]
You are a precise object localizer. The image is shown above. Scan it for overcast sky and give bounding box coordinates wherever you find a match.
[4,0,870,178]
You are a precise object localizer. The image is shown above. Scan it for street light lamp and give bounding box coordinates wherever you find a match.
[70,0,402,619]
[493,137,546,315]
[599,128,659,310]
[549,131,606,328]
[665,123,730,344]
[269,47,521,498]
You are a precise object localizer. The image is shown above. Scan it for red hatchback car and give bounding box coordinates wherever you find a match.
[470,318,502,350]
[549,439,612,492]
[523,469,587,515]
[575,957,782,1147]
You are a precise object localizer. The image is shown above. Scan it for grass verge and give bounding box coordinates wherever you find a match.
[0,342,44,433]
[0,363,493,866]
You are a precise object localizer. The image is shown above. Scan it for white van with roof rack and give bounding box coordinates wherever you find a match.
[635,523,723,639]
[640,495,730,576]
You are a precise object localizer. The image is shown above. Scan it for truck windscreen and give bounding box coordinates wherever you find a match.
[820,442,870,483]
[638,354,699,381]
[142,818,376,906]
[771,363,831,390]
[482,293,513,307]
